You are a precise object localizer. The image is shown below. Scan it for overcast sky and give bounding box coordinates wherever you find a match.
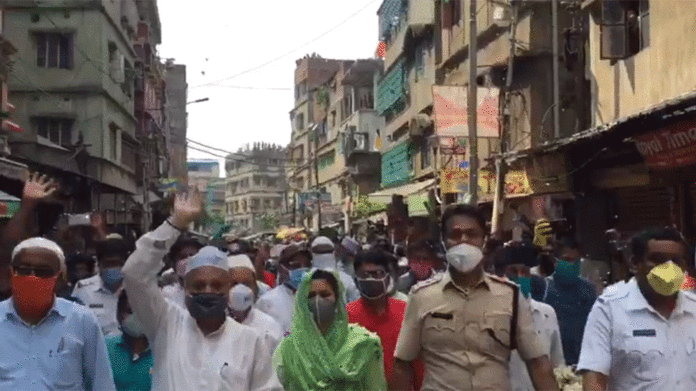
[157,0,382,176]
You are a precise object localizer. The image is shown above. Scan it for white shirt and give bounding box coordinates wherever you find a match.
[509,299,565,391]
[578,278,696,391]
[161,283,186,308]
[71,274,121,337]
[256,285,295,336]
[243,307,284,352]
[122,223,282,391]
[312,254,361,303]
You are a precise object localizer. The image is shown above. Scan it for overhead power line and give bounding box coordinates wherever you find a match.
[191,0,380,89]
[187,140,300,169]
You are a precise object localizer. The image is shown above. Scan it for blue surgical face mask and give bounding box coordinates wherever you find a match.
[283,266,308,290]
[100,267,123,292]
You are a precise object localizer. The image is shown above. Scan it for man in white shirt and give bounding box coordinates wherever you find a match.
[228,254,284,351]
[256,244,311,335]
[122,192,281,391]
[491,244,566,391]
[72,238,131,337]
[310,236,361,303]
[578,227,696,391]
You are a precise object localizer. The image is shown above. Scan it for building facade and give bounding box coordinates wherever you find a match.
[165,62,187,185]
[225,143,286,234]
[5,0,143,230]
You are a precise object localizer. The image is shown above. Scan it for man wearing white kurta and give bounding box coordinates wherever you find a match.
[228,254,284,351]
[123,193,281,391]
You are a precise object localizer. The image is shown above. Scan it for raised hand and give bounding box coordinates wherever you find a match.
[170,190,204,230]
[22,172,57,205]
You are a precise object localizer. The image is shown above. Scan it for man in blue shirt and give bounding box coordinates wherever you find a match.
[0,237,115,390]
[106,291,153,390]
[543,236,597,365]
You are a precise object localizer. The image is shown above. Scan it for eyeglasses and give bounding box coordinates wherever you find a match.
[12,265,60,278]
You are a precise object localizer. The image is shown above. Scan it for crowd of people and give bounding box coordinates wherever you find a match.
[0,173,694,390]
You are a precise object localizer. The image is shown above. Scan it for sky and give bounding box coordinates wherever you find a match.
[157,0,383,177]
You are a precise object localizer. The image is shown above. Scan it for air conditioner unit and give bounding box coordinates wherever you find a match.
[409,113,432,137]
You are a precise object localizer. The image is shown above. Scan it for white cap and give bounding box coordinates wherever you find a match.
[311,236,334,253]
[12,237,66,273]
[185,246,228,275]
[228,254,255,271]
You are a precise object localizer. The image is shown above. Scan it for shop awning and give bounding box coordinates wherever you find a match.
[132,191,162,205]
[0,157,28,182]
[502,89,696,162]
[367,178,436,205]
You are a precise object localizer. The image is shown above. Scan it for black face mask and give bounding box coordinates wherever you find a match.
[185,293,228,321]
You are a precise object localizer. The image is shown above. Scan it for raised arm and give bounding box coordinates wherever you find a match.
[2,173,57,247]
[122,192,202,338]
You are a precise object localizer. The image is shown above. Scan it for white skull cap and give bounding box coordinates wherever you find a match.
[185,246,228,275]
[311,236,334,252]
[12,237,66,273]
[228,254,255,271]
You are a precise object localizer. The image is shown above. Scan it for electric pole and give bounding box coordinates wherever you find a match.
[491,2,519,236]
[468,0,479,204]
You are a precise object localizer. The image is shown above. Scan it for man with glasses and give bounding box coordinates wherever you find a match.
[346,249,423,390]
[0,237,115,390]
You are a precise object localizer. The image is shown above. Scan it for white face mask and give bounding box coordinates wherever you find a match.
[228,284,255,312]
[445,243,484,273]
[122,313,146,337]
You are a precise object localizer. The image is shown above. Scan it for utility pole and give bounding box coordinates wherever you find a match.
[468,0,479,204]
[491,2,519,236]
[552,0,561,139]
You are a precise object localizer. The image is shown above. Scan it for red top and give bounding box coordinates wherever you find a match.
[346,297,423,390]
[263,270,276,289]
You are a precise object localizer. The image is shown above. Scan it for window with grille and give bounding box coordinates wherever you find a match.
[35,32,73,69]
[600,0,649,59]
[35,117,73,146]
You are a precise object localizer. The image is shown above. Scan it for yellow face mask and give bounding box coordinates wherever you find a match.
[647,261,685,297]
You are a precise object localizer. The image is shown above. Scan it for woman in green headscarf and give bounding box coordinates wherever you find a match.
[273,269,386,391]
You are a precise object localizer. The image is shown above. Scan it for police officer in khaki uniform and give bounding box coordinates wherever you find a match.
[392,205,559,391]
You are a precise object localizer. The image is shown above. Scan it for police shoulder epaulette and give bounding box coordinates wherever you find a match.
[76,280,93,289]
[682,290,696,302]
[409,273,444,294]
[597,282,629,302]
[488,273,518,290]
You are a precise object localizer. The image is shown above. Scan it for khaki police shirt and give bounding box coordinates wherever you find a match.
[394,271,546,391]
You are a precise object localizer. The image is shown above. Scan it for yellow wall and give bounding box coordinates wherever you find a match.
[589,0,696,125]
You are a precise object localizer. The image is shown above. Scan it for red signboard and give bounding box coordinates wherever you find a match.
[634,119,696,169]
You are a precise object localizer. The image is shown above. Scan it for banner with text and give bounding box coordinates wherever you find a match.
[634,119,696,169]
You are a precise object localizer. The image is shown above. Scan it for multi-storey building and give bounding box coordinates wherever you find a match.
[224,143,286,233]
[508,0,696,267]
[165,62,187,185]
[433,0,589,228]
[288,55,343,230]
[312,59,384,232]
[4,0,142,226]
[0,6,29,198]
[132,0,166,232]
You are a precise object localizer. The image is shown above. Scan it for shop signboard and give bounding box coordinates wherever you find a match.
[634,119,696,169]
[432,85,500,139]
